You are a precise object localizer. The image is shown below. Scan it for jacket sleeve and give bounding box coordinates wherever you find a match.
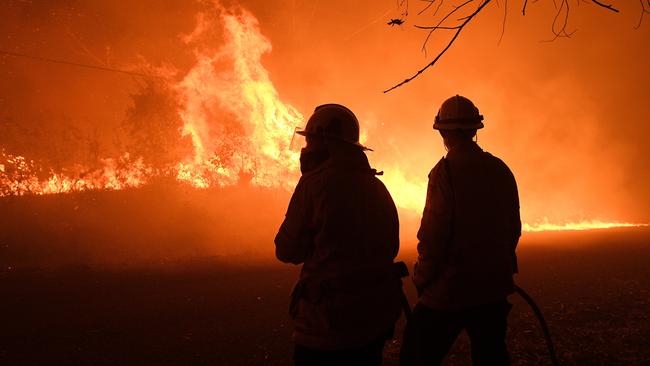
[413,160,453,290]
[509,169,522,273]
[386,190,400,260]
[378,180,400,260]
[274,179,313,264]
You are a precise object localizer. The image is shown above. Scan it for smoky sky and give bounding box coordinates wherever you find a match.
[1,0,649,224]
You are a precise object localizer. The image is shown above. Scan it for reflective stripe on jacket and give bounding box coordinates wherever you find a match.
[414,141,521,310]
[275,143,402,350]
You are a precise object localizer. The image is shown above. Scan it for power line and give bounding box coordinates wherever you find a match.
[0,49,167,79]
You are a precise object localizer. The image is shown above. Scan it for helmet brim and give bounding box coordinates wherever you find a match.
[433,121,484,130]
[294,130,372,151]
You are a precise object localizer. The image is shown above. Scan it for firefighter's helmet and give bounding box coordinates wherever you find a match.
[296,104,371,150]
[433,95,484,130]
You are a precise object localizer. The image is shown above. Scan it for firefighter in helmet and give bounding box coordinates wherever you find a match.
[400,95,521,365]
[275,104,403,365]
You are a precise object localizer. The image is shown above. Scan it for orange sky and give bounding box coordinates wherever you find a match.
[1,0,648,225]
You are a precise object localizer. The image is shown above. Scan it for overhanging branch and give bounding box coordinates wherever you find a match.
[591,0,619,13]
[384,0,492,93]
[384,0,635,93]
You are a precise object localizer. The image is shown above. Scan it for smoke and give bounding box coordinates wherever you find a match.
[0,185,289,268]
[0,0,648,266]
[252,0,650,224]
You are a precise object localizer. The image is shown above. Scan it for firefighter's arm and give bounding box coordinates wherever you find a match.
[510,171,522,273]
[382,182,401,260]
[413,162,453,292]
[388,200,400,259]
[274,180,313,264]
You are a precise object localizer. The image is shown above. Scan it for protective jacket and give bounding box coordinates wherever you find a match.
[414,141,520,310]
[275,142,402,350]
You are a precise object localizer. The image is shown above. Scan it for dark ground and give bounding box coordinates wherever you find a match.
[1,229,649,365]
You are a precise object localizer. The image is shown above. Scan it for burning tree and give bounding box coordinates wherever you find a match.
[123,82,192,171]
[384,0,649,92]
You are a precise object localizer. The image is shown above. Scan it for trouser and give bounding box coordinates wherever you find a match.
[293,329,392,366]
[400,299,512,366]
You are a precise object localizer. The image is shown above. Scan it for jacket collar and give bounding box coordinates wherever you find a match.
[446,140,482,158]
[327,140,372,170]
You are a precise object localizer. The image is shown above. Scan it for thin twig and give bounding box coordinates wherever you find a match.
[384,0,492,93]
[547,0,576,41]
[591,0,619,12]
[635,0,650,29]
[416,0,475,55]
[399,0,410,16]
[415,0,475,29]
[498,0,508,45]
[414,25,462,29]
[522,0,529,15]
[432,0,446,16]
[418,0,437,15]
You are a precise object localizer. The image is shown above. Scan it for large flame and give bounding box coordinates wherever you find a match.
[0,4,645,233]
[0,7,302,195]
[174,8,301,190]
[523,218,649,232]
[0,150,150,196]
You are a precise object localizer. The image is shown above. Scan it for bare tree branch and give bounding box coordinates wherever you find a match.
[522,0,529,15]
[384,0,492,93]
[418,0,438,15]
[590,0,619,13]
[384,0,638,93]
[431,0,446,16]
[635,0,650,29]
[498,0,508,44]
[416,0,475,55]
[546,0,576,41]
[414,24,461,29]
[415,0,475,29]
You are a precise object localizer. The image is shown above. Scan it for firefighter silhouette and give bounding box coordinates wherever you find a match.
[275,104,404,366]
[400,95,521,366]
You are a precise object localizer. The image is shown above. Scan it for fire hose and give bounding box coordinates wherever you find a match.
[394,262,559,366]
[513,284,560,366]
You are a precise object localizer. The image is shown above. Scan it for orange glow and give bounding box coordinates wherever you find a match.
[378,166,428,213]
[1,8,303,195]
[0,2,647,235]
